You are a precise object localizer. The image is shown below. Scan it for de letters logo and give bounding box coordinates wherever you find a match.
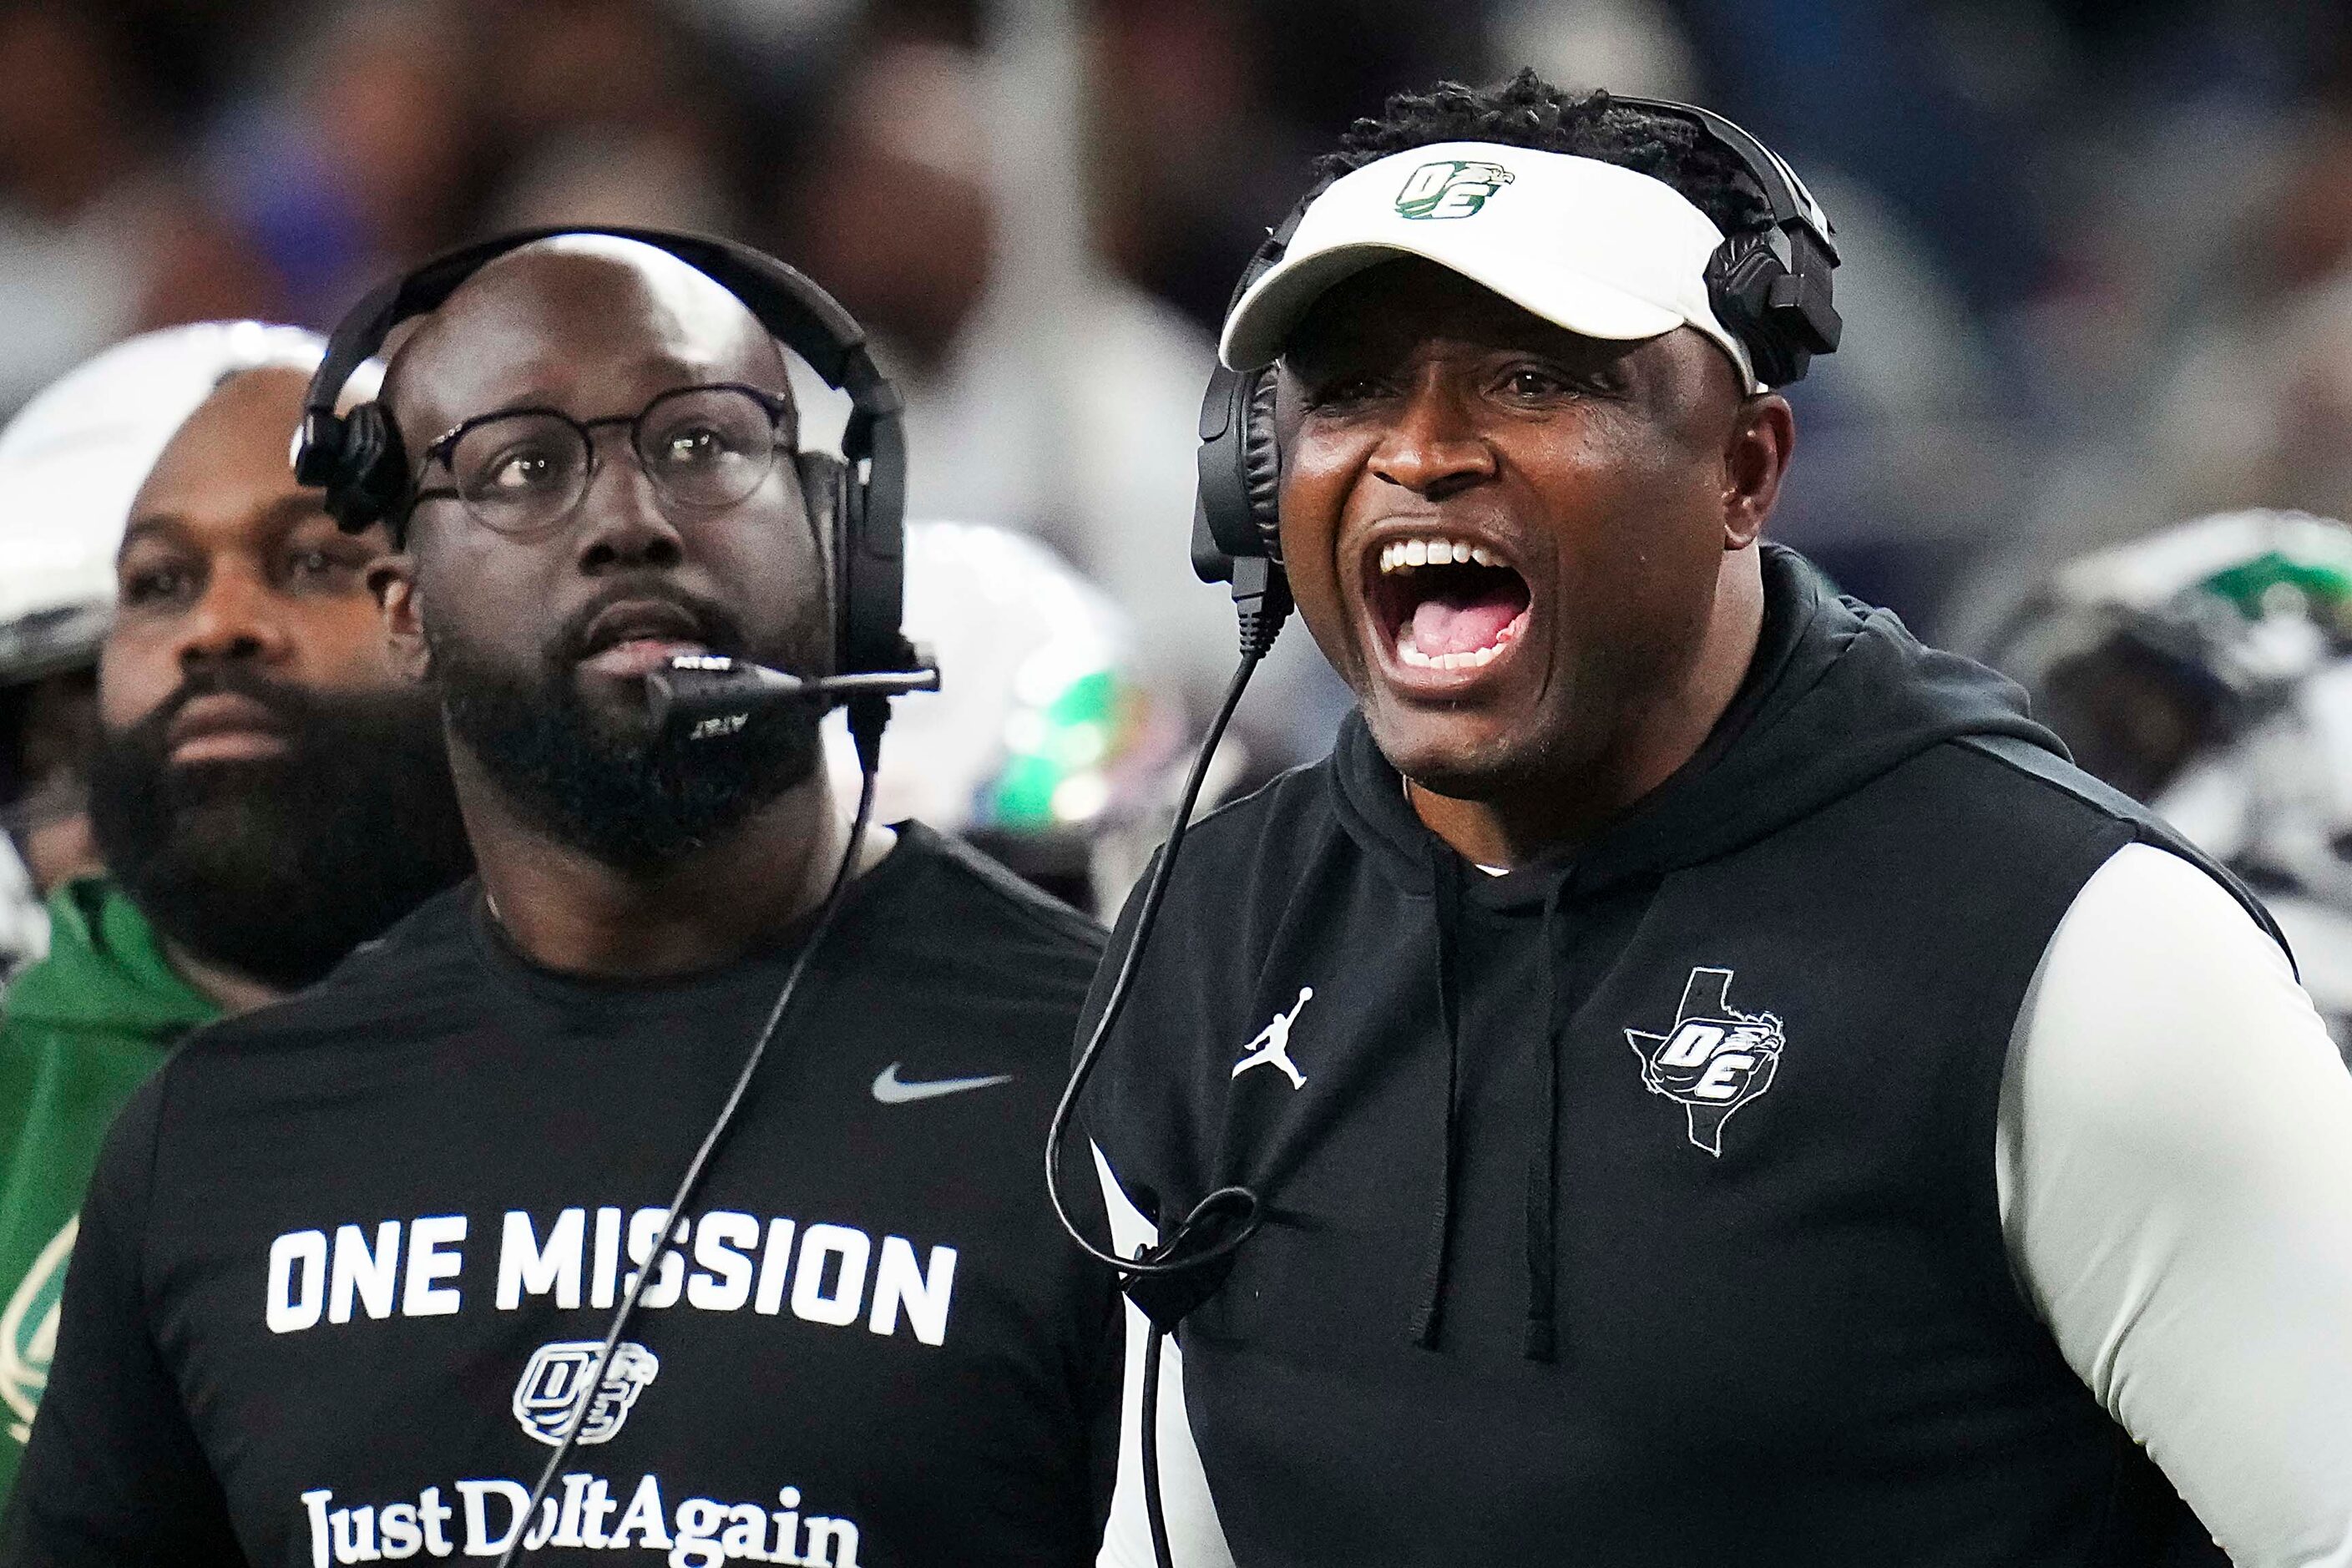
[1394,159,1516,220]
[512,1340,660,1447]
[1625,968,1785,1156]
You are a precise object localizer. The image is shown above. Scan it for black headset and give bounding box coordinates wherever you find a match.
[1191,95,1843,593]
[292,225,914,688]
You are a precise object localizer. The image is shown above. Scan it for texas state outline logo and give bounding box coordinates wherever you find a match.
[1625,967,1785,1156]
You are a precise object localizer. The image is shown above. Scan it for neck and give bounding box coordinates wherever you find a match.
[1409,555,1767,869]
[162,940,283,1017]
[453,748,887,980]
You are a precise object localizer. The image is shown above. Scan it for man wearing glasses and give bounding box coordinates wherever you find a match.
[4,235,1119,1566]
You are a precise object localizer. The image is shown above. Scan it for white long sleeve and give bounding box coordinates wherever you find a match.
[2000,842,2352,1567]
[1092,1145,1236,1568]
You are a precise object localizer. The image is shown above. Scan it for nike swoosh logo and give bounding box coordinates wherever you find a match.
[871,1063,1015,1105]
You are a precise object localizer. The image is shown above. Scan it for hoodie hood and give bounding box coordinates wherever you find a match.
[1333,543,2063,896]
[4,878,216,1043]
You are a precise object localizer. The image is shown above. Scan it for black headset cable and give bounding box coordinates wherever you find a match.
[1042,559,1288,1568]
[493,763,878,1565]
[1043,557,1287,1287]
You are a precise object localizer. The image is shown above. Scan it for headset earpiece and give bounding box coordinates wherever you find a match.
[1237,369,1284,562]
[333,403,411,532]
[794,449,851,668]
[835,374,910,682]
[1193,367,1262,584]
[1704,229,1842,391]
[295,403,410,534]
[794,448,848,533]
[1706,231,1802,391]
[290,411,345,490]
[1610,94,1842,389]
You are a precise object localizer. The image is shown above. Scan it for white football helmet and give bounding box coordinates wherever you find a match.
[823,521,1195,916]
[1986,509,2352,1052]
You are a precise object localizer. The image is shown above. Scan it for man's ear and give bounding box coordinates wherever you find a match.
[368,553,432,682]
[1722,393,1795,552]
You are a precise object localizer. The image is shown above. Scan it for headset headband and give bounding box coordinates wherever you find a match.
[1609,96,1838,264]
[297,225,903,488]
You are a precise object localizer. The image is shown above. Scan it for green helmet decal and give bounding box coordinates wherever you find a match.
[2197,551,2352,635]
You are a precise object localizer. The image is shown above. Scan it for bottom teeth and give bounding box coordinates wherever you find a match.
[1397,627,1517,670]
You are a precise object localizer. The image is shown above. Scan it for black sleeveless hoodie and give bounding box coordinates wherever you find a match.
[1083,544,2278,1566]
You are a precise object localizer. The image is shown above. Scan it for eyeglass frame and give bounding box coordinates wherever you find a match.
[401,381,799,537]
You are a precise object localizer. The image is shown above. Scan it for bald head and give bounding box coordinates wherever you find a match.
[383,235,796,465]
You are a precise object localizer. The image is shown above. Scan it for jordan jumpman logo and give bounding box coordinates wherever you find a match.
[1232,987,1315,1090]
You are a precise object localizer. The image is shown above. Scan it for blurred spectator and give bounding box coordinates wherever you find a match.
[0,321,351,972]
[0,4,280,410]
[1,0,2349,762]
[776,35,1348,751]
[203,0,491,324]
[480,0,743,232]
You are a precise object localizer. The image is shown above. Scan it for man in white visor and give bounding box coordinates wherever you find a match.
[1079,72,2352,1567]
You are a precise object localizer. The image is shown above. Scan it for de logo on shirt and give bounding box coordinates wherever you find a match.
[1626,966,1787,1156]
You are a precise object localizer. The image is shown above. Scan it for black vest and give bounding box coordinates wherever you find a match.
[1085,549,2274,1566]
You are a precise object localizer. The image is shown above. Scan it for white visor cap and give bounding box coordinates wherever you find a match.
[1219,141,1758,392]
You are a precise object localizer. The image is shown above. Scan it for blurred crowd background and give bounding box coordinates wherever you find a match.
[4,0,2352,762]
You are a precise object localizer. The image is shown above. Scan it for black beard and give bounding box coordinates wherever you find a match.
[427,594,822,874]
[87,671,473,991]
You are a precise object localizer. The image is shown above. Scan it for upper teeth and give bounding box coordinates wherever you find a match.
[1378,536,1500,574]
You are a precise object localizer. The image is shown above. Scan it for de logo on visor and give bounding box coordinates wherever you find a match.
[1626,968,1786,1156]
[1394,159,1517,220]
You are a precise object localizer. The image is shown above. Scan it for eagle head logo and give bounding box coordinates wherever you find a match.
[1394,159,1517,220]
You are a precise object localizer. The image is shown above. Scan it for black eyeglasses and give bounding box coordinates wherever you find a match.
[407,382,795,538]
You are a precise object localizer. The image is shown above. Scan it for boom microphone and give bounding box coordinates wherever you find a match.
[646,654,941,736]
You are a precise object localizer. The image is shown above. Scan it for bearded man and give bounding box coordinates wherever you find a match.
[4,235,1116,1567]
[0,326,470,1505]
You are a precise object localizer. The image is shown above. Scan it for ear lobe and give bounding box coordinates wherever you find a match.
[1722,395,1794,551]
[370,559,432,681]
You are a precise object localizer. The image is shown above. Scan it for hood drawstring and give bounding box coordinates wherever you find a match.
[1409,847,1466,1349]
[1524,879,1569,1363]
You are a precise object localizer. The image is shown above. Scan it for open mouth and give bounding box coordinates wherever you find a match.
[1367,533,1533,675]
[575,598,715,678]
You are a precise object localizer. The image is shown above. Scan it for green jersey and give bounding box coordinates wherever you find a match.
[0,878,215,1504]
